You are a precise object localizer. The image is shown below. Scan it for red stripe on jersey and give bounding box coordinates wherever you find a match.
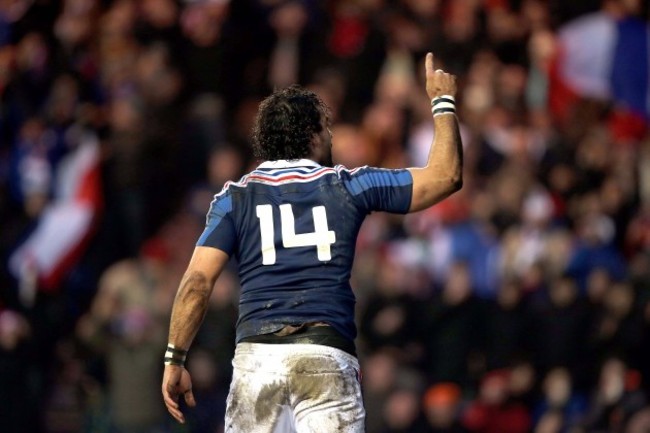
[216,167,338,197]
[247,167,335,183]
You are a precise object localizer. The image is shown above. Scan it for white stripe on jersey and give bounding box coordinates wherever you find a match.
[213,164,369,200]
[215,167,335,197]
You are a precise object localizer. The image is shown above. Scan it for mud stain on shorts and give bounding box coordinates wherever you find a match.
[255,382,286,425]
[288,358,338,400]
[287,356,362,431]
[228,377,286,432]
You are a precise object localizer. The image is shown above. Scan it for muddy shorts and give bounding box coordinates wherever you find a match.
[225,342,365,433]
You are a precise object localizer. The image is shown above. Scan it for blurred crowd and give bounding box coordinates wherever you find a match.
[1,0,650,432]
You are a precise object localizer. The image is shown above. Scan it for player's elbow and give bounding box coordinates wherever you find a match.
[439,171,463,197]
[434,159,463,197]
[409,175,463,212]
[448,173,463,194]
[435,173,462,202]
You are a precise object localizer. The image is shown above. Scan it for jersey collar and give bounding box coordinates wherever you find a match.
[258,159,321,169]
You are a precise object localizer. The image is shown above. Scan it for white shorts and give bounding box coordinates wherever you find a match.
[225,342,365,433]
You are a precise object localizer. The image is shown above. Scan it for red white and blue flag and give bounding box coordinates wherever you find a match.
[9,132,102,296]
[551,11,650,130]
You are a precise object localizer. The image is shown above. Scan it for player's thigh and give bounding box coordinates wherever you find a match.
[225,354,290,433]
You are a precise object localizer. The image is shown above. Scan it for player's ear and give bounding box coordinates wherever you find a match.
[309,133,321,159]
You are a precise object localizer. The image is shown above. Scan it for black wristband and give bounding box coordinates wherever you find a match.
[164,356,185,366]
[164,344,187,366]
[432,106,456,116]
[431,96,455,106]
[431,95,456,117]
[166,345,188,356]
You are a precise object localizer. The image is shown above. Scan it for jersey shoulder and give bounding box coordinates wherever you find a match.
[334,164,412,189]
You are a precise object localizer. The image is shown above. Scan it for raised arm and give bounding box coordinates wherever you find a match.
[408,53,463,212]
[162,245,229,424]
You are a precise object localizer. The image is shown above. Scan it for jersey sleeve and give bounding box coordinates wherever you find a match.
[196,191,236,255]
[337,166,413,214]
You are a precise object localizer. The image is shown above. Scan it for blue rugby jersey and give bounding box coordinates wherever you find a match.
[197,159,413,343]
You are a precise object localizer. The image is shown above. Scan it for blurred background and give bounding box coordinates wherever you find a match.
[1,0,650,432]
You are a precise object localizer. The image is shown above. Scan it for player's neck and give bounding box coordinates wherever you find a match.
[259,159,321,168]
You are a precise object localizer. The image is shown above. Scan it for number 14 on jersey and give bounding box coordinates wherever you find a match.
[255,204,336,265]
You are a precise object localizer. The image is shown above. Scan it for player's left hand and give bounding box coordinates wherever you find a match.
[162,364,196,424]
[424,52,457,101]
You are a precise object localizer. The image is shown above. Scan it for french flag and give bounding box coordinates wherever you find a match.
[9,131,102,299]
[550,10,650,133]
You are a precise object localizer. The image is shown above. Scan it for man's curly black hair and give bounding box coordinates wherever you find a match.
[252,85,330,161]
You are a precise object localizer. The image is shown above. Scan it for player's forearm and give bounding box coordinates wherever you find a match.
[167,271,212,350]
[408,114,463,211]
[428,114,463,187]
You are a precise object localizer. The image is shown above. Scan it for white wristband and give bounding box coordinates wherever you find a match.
[431,95,456,117]
[431,95,455,106]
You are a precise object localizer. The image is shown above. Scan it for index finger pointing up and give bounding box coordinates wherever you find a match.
[426,52,435,76]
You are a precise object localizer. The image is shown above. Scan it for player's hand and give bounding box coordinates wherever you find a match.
[425,52,457,100]
[162,364,196,424]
